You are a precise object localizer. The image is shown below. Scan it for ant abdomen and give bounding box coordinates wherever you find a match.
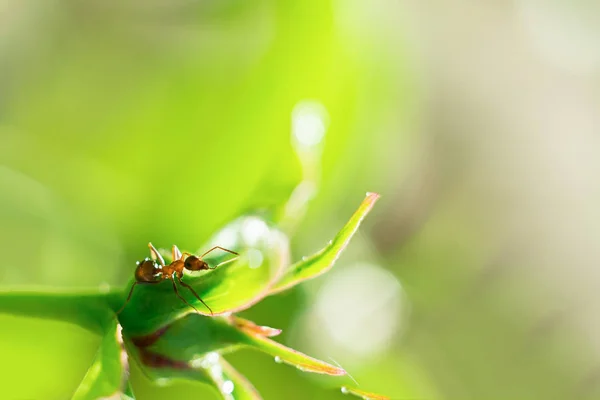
[135,258,162,282]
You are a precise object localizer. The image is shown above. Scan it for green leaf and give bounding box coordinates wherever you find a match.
[125,340,261,400]
[240,330,346,376]
[270,192,380,295]
[0,290,114,334]
[113,215,290,337]
[72,318,131,400]
[340,386,390,400]
[129,314,344,376]
[204,355,263,400]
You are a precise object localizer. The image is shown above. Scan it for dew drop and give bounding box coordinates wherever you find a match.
[156,378,169,387]
[206,352,220,363]
[210,365,222,377]
[222,380,234,394]
[274,356,283,364]
[301,256,307,261]
[197,352,220,369]
[341,386,349,394]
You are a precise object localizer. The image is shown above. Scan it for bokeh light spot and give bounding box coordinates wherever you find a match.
[298,263,407,363]
[291,100,329,149]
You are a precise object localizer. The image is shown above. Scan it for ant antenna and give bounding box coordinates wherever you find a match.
[200,245,239,259]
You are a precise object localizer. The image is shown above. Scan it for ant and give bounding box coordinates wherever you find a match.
[117,242,238,315]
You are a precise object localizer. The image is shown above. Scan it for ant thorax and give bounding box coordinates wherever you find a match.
[162,259,184,278]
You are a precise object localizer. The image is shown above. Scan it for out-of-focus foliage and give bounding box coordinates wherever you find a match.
[3,0,600,399]
[1,1,417,397]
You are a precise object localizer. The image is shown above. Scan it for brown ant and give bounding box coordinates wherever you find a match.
[117,242,238,315]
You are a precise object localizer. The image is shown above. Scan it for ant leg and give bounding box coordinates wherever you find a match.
[200,246,239,259]
[177,277,214,315]
[116,281,161,314]
[148,242,166,266]
[172,245,182,261]
[171,279,200,314]
[116,282,141,314]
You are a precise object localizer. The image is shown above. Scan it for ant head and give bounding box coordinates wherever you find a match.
[135,258,162,282]
[184,255,210,271]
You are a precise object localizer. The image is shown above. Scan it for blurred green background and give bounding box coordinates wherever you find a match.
[2,1,600,399]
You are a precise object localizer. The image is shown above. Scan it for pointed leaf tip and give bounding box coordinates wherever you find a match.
[233,316,282,337]
[269,192,380,295]
[246,334,345,376]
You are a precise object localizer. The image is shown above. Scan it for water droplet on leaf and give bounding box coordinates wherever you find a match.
[222,380,234,394]
[156,378,169,387]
